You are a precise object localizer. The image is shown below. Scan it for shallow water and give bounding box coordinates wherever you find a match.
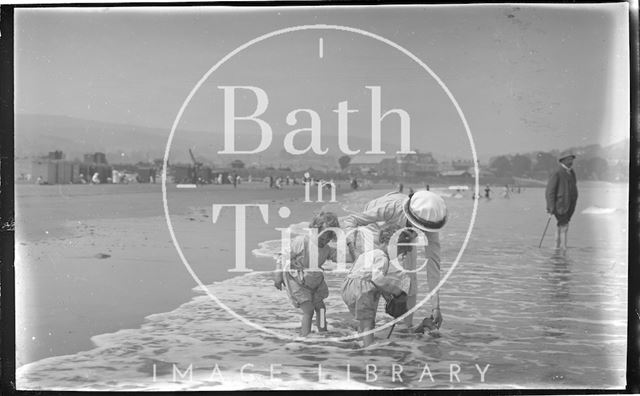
[17,184,628,390]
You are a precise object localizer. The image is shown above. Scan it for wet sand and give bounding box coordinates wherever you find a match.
[15,181,628,390]
[15,182,350,366]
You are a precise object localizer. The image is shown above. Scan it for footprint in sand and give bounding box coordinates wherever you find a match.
[95,253,111,259]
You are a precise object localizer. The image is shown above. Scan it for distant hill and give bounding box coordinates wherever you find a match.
[15,114,175,161]
[486,137,629,183]
[16,114,628,171]
[568,139,629,161]
[583,138,629,161]
[492,138,629,163]
[15,114,411,166]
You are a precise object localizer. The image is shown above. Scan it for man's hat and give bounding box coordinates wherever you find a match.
[558,150,576,161]
[403,190,447,232]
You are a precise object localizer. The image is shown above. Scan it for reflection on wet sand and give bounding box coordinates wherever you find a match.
[17,185,627,390]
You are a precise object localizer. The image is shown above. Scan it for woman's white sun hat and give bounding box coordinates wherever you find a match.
[403,190,448,232]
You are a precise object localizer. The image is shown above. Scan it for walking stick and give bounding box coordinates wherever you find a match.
[538,214,553,248]
[387,323,396,339]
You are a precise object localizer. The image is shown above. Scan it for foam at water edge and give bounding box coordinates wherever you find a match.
[16,187,627,390]
[581,206,619,215]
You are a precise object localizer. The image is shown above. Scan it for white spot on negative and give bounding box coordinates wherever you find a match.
[319,37,323,58]
[278,206,291,219]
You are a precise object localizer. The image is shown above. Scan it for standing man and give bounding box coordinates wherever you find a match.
[342,190,447,331]
[233,173,239,188]
[545,150,578,250]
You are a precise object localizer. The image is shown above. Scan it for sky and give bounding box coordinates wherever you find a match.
[15,4,630,159]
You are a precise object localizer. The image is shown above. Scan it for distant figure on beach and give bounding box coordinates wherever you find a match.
[503,185,510,199]
[484,185,491,199]
[273,212,342,336]
[425,184,430,191]
[350,178,358,190]
[342,190,447,331]
[217,173,223,184]
[397,183,404,193]
[275,177,282,189]
[91,172,100,184]
[545,150,578,250]
[341,224,413,347]
[269,175,274,189]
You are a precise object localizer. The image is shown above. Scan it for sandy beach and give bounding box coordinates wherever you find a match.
[16,181,355,366]
[15,181,628,390]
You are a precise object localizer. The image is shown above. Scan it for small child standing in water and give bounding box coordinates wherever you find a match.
[341,224,413,347]
[274,212,340,336]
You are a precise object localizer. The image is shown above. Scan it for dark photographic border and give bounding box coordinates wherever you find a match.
[0,1,637,394]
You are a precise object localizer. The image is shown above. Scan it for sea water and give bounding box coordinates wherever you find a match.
[16,183,628,390]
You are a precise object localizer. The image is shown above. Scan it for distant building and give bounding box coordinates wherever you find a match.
[95,152,107,164]
[348,154,394,175]
[347,152,441,178]
[172,165,192,184]
[84,152,108,165]
[398,152,439,177]
[31,159,80,184]
[48,150,65,160]
[451,159,474,171]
